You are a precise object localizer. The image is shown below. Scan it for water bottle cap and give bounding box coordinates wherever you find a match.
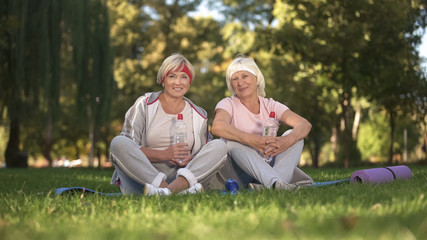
[177,114,183,120]
[269,112,275,118]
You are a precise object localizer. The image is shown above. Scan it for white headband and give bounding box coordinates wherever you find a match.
[229,65,257,78]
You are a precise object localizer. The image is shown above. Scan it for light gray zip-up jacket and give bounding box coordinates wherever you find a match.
[120,91,210,154]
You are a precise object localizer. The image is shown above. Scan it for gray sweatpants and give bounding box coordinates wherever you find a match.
[219,130,314,189]
[110,135,227,195]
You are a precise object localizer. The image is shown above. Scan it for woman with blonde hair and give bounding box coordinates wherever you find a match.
[110,53,227,196]
[212,56,314,190]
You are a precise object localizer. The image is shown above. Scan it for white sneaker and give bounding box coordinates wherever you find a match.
[178,183,204,195]
[144,183,171,196]
[248,183,265,191]
[274,181,298,191]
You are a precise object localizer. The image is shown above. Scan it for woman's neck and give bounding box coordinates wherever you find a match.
[237,95,260,114]
[159,93,185,114]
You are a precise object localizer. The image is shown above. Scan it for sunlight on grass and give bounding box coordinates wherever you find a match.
[0,166,426,239]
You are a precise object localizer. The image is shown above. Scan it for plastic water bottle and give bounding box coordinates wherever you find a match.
[174,113,186,162]
[225,179,239,195]
[263,111,278,163]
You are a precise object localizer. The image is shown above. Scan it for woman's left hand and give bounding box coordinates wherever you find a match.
[263,134,297,157]
[170,154,193,167]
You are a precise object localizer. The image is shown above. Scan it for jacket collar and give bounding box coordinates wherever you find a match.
[146,91,207,119]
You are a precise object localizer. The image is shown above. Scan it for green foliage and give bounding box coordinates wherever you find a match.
[270,0,427,165]
[1,0,426,166]
[358,108,422,162]
[63,0,114,126]
[221,0,276,26]
[358,111,390,161]
[0,167,426,239]
[0,0,113,166]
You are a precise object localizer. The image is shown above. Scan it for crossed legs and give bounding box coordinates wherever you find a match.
[110,136,227,195]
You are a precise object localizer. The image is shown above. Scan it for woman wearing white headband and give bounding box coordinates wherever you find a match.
[211,56,314,190]
[109,53,227,196]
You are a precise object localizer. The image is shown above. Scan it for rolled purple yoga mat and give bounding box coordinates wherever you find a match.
[350,165,412,184]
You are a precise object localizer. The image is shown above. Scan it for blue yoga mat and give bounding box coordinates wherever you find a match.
[313,179,350,187]
[56,187,122,196]
[56,180,350,196]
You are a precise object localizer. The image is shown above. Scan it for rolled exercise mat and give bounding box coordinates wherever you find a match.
[350,165,412,184]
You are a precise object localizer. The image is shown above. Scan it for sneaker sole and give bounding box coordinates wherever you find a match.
[248,183,265,191]
[179,183,204,195]
[274,183,299,191]
[196,184,204,193]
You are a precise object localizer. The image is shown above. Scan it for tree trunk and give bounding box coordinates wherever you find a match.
[352,103,361,141]
[308,138,320,168]
[104,129,110,162]
[343,128,351,168]
[424,132,427,162]
[89,120,94,167]
[43,117,53,167]
[312,140,320,168]
[97,143,102,169]
[74,142,80,160]
[388,110,396,165]
[331,127,338,163]
[341,98,351,168]
[43,141,53,167]
[5,115,28,168]
[88,119,100,168]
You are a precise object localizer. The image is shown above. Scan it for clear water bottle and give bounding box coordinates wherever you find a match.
[174,113,187,162]
[263,111,278,163]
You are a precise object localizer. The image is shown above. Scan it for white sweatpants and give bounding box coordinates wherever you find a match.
[219,130,313,188]
[110,135,227,195]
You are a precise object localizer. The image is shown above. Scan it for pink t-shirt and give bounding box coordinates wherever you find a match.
[215,95,289,136]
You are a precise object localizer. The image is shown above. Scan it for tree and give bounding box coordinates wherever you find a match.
[108,0,225,125]
[63,0,113,167]
[0,0,113,167]
[358,106,421,162]
[272,0,426,167]
[357,0,427,164]
[0,0,62,167]
[210,0,341,166]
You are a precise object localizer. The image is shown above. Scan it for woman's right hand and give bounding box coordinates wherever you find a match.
[163,143,191,162]
[247,134,271,157]
[213,108,269,155]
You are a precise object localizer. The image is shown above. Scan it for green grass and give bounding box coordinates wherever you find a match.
[1,166,426,240]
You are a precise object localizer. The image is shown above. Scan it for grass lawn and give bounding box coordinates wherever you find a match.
[0,165,426,240]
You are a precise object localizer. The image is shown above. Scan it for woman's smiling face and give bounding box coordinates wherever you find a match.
[231,70,258,99]
[163,71,191,98]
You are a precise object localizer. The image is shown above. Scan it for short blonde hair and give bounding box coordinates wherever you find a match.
[225,56,266,97]
[156,53,195,84]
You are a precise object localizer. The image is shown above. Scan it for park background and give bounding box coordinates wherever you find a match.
[1,0,427,169]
